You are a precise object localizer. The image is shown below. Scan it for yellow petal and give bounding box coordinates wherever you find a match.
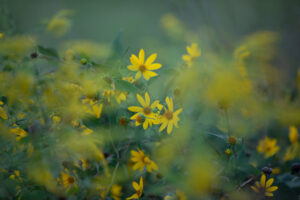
[260,174,266,188]
[144,92,150,106]
[128,106,143,113]
[266,186,278,192]
[265,192,274,197]
[167,121,173,134]
[266,178,274,188]
[143,71,158,80]
[128,65,138,71]
[132,181,140,191]
[251,186,259,192]
[130,54,140,66]
[136,94,146,107]
[159,121,168,132]
[147,63,161,70]
[127,193,139,200]
[139,49,145,64]
[145,53,157,65]
[143,120,148,130]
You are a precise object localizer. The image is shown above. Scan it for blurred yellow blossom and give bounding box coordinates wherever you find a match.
[111,184,122,200]
[0,101,7,120]
[257,137,280,158]
[130,149,158,173]
[46,10,73,37]
[10,124,27,141]
[182,43,201,66]
[127,177,143,200]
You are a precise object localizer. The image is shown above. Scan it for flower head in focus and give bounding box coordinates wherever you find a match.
[128,92,162,130]
[128,49,162,80]
[251,173,278,197]
[158,97,182,134]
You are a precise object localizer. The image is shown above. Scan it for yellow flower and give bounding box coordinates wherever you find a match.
[251,174,278,197]
[128,92,162,130]
[284,127,299,161]
[123,76,135,84]
[0,101,7,120]
[111,184,122,200]
[257,137,280,158]
[158,97,182,134]
[57,170,77,191]
[10,125,27,141]
[52,115,61,125]
[0,32,4,38]
[9,170,22,182]
[46,10,73,37]
[182,43,201,66]
[84,99,103,119]
[225,149,232,155]
[81,125,93,135]
[289,126,298,144]
[128,49,162,80]
[127,177,143,200]
[130,149,158,173]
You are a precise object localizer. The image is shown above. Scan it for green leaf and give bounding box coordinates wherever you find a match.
[38,45,59,59]
[114,79,138,92]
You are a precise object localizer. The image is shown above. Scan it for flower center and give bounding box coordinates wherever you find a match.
[68,177,75,184]
[139,65,146,72]
[165,111,173,120]
[143,107,152,115]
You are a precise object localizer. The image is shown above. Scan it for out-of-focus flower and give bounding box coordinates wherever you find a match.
[289,126,298,144]
[57,170,77,192]
[122,76,135,84]
[10,124,27,141]
[81,125,93,135]
[164,190,187,200]
[0,35,36,58]
[225,149,232,155]
[102,90,127,104]
[52,115,61,125]
[251,173,278,197]
[158,97,182,134]
[0,32,4,38]
[227,136,238,145]
[9,170,22,182]
[182,43,201,66]
[284,126,299,161]
[127,177,143,200]
[46,10,73,37]
[111,184,122,200]
[0,101,7,120]
[257,137,280,158]
[130,149,158,173]
[128,49,162,80]
[91,103,103,119]
[128,92,162,130]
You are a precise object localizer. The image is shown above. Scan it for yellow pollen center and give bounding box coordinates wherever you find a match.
[139,65,146,72]
[165,111,173,120]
